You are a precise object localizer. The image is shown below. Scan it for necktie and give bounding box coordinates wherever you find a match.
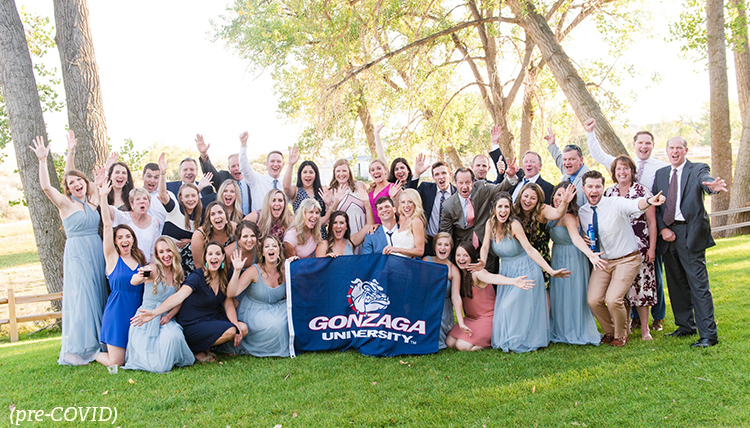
[438,191,447,220]
[523,178,529,185]
[636,160,645,183]
[238,180,250,215]
[466,199,479,249]
[663,168,678,226]
[273,179,278,189]
[592,206,601,253]
[568,176,574,184]
[386,231,394,246]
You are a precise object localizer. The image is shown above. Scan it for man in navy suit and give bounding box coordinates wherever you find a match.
[166,157,213,197]
[362,197,399,255]
[408,157,456,256]
[653,137,727,348]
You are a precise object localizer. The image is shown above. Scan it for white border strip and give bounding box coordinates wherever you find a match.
[285,259,296,358]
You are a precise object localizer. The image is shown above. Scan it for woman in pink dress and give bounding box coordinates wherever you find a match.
[367,159,401,224]
[283,198,322,259]
[446,242,533,351]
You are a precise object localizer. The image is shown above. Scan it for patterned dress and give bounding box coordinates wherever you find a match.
[292,187,327,239]
[521,217,551,286]
[603,183,657,307]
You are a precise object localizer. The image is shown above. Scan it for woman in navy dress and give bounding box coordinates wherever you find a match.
[131,241,248,362]
[282,145,336,232]
[422,232,460,349]
[31,134,107,366]
[97,180,146,367]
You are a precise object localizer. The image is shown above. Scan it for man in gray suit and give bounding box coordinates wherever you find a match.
[546,128,590,207]
[652,137,727,348]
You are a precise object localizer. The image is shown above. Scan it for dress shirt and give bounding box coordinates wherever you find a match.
[586,132,668,191]
[239,146,282,212]
[579,196,646,259]
[382,222,399,246]
[512,173,539,202]
[428,187,452,236]
[458,194,472,227]
[670,161,686,222]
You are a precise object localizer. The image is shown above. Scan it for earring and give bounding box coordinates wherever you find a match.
[221,262,225,269]
[205,262,209,269]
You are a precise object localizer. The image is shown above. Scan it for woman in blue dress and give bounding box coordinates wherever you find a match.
[31,135,108,366]
[315,211,369,257]
[224,236,290,357]
[548,182,604,346]
[96,180,146,367]
[422,232,460,349]
[123,237,195,372]
[481,192,571,353]
[131,241,247,362]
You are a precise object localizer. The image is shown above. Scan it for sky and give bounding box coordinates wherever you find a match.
[5,0,735,167]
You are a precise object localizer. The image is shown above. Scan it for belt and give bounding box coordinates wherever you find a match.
[604,250,639,262]
[671,220,687,225]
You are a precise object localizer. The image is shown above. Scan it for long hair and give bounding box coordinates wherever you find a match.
[62,170,94,203]
[151,237,184,294]
[325,210,352,253]
[177,183,203,231]
[200,201,234,242]
[296,160,322,194]
[551,182,579,217]
[216,180,243,224]
[113,224,147,266]
[258,235,285,286]
[235,220,261,244]
[456,241,479,299]
[257,189,292,237]
[291,198,322,246]
[512,182,545,238]
[202,240,230,294]
[487,192,514,242]
[367,158,389,192]
[388,157,413,184]
[108,162,134,211]
[399,188,426,233]
[329,159,356,191]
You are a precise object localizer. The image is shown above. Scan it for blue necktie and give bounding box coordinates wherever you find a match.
[523,178,529,185]
[592,206,601,253]
[273,179,278,189]
[386,231,394,246]
[238,180,250,216]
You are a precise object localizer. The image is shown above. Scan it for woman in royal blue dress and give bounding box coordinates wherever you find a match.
[31,134,108,366]
[96,180,147,368]
[131,241,248,363]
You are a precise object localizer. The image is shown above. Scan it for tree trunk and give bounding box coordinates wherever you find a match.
[706,0,733,230]
[53,0,107,177]
[444,144,463,171]
[730,0,750,122]
[355,86,377,159]
[506,0,628,157]
[519,63,538,156]
[0,0,66,302]
[728,105,750,235]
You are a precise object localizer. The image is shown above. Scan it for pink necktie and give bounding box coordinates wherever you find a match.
[466,199,479,248]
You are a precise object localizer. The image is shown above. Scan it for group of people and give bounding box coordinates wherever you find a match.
[36,117,725,373]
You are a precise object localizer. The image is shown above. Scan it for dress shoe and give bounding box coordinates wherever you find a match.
[600,333,614,344]
[630,318,641,330]
[667,329,697,337]
[610,336,628,347]
[691,338,719,348]
[651,319,664,331]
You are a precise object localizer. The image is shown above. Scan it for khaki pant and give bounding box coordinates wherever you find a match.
[587,252,641,338]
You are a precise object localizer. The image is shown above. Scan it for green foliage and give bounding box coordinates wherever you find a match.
[0,8,64,161]
[667,0,747,64]
[108,138,147,176]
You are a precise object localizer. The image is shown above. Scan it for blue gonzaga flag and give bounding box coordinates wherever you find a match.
[286,254,448,357]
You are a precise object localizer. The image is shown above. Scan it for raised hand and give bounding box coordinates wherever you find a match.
[332,187,347,207]
[239,131,249,147]
[584,118,596,133]
[231,248,246,271]
[703,177,728,193]
[388,182,402,200]
[94,166,107,189]
[544,127,556,146]
[496,155,506,176]
[319,187,334,207]
[197,172,213,191]
[648,191,666,206]
[512,275,535,290]
[158,152,168,174]
[505,157,519,177]
[195,134,210,156]
[490,125,503,144]
[66,130,77,152]
[414,153,428,177]
[563,184,577,204]
[374,124,385,135]
[288,145,300,166]
[29,136,49,160]
[467,259,485,273]
[550,268,572,279]
[104,151,118,172]
[354,183,369,202]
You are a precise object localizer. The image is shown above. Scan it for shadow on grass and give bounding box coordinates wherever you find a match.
[0,250,40,269]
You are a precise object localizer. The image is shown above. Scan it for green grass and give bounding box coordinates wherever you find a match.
[2,236,749,427]
[0,251,40,269]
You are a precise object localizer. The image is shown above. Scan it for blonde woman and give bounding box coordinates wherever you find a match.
[383,188,425,258]
[124,237,195,372]
[245,189,293,241]
[328,158,373,242]
[284,198,322,259]
[212,180,244,225]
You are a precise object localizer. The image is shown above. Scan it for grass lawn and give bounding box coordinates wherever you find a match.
[1,236,749,427]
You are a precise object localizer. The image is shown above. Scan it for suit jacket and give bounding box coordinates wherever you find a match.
[439,180,506,246]
[199,155,252,215]
[508,175,554,205]
[361,226,391,255]
[653,160,716,254]
[547,144,589,207]
[488,147,506,184]
[166,180,213,198]
[407,180,457,229]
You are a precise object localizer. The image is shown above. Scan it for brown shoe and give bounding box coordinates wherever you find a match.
[600,333,614,344]
[651,319,664,331]
[630,318,641,330]
[610,336,628,347]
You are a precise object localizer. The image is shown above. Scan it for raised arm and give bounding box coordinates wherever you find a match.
[545,128,564,173]
[29,136,70,210]
[157,153,171,206]
[196,134,222,191]
[511,220,570,278]
[283,145,300,200]
[238,131,257,187]
[472,269,535,290]
[374,124,386,163]
[583,119,616,169]
[227,249,254,298]
[98,179,119,268]
[64,130,77,173]
[540,184,575,222]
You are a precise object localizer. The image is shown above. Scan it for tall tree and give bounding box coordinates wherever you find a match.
[728,0,750,234]
[0,0,66,298]
[53,0,107,177]
[706,0,733,228]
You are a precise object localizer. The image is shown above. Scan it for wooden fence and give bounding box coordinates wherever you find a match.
[0,289,61,342]
[710,206,750,234]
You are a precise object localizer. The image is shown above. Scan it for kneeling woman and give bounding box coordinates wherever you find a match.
[446,242,534,351]
[123,237,195,372]
[222,236,290,357]
[131,242,248,362]
[422,232,460,349]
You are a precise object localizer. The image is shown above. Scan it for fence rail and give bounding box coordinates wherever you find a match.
[0,289,61,342]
